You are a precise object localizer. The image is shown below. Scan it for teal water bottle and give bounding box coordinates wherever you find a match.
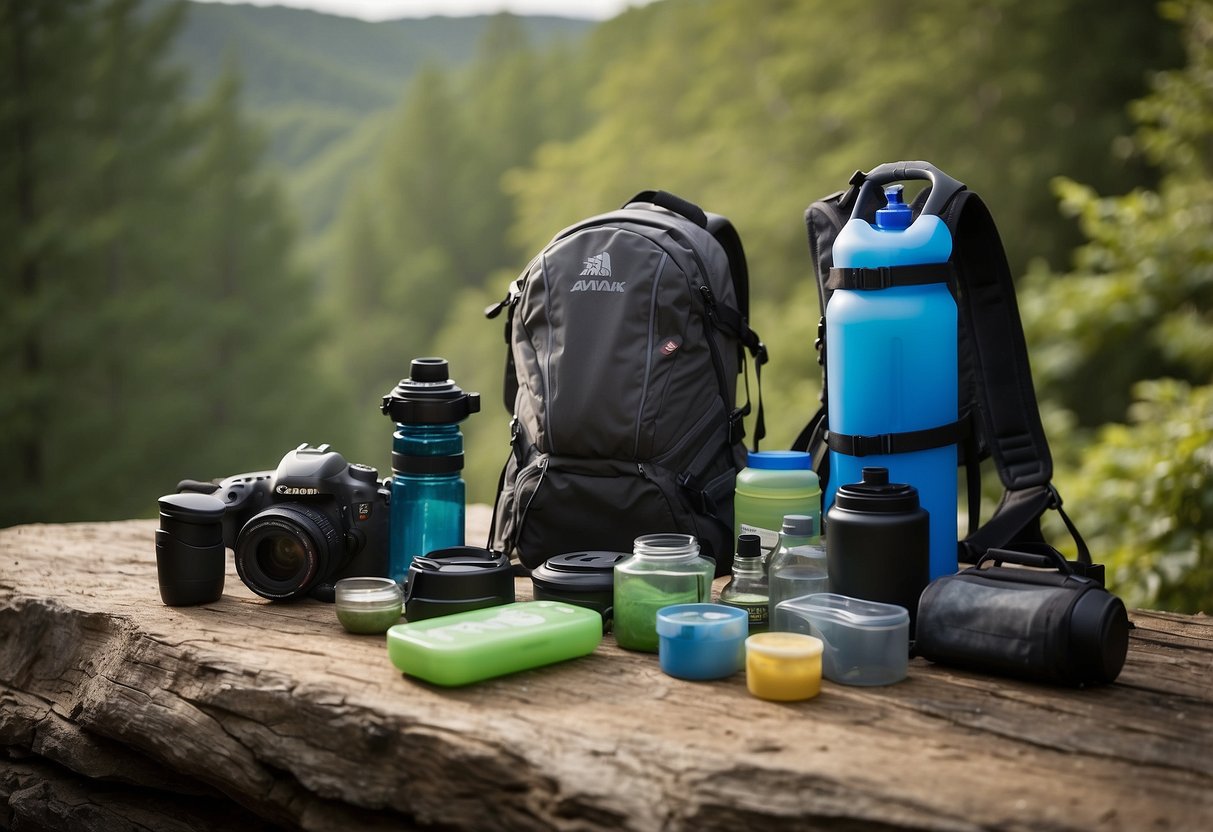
[381,358,480,585]
[825,162,961,580]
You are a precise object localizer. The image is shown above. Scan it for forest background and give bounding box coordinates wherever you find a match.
[3,0,1210,613]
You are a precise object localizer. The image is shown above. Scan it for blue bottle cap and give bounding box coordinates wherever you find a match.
[875,184,912,230]
[745,450,812,470]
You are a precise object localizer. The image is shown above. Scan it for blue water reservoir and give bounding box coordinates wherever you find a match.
[825,184,958,580]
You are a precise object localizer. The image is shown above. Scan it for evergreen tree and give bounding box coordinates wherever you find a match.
[168,62,332,483]
[1,0,92,522]
[0,0,325,524]
[323,16,598,472]
[1,0,195,523]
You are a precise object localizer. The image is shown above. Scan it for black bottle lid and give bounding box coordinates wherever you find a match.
[381,357,481,424]
[530,551,625,593]
[833,467,921,513]
[736,533,762,560]
[404,546,514,621]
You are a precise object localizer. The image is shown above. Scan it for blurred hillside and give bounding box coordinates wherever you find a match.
[146,0,592,233]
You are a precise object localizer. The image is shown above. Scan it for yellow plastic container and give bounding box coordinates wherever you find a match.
[745,632,824,701]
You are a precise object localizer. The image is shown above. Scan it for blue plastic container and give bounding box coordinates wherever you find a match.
[656,603,748,680]
[826,181,957,580]
[381,358,480,585]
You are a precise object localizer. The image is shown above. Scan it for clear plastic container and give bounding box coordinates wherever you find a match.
[745,632,824,701]
[613,534,714,652]
[767,514,828,623]
[773,593,909,686]
[335,577,403,634]
[656,603,748,680]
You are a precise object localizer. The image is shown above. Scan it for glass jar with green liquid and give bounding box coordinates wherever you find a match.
[613,534,714,652]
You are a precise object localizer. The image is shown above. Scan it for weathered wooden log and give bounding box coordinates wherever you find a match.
[1,513,1211,832]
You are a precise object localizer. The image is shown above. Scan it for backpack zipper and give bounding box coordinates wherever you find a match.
[511,455,549,554]
[635,251,670,456]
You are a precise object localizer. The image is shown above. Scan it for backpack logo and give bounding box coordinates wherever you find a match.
[579,251,612,276]
[660,336,681,355]
[570,278,627,293]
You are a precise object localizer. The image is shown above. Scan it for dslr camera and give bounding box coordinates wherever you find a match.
[179,444,390,602]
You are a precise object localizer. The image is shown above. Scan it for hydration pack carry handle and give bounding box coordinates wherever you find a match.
[852,161,966,221]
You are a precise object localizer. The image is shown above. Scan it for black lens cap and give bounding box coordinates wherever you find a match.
[158,493,226,547]
[158,492,227,522]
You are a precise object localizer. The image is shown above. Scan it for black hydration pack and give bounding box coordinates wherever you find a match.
[486,191,767,574]
[795,161,1093,571]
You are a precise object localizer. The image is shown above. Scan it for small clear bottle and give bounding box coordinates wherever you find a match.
[719,533,770,634]
[768,514,828,627]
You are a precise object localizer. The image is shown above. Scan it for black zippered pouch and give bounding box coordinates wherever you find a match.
[915,546,1130,686]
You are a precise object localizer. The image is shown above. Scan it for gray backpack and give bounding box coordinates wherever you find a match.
[485,191,766,574]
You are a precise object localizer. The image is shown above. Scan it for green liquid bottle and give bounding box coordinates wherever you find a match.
[719,533,769,634]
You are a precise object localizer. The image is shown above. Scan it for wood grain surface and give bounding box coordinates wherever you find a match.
[1,512,1211,832]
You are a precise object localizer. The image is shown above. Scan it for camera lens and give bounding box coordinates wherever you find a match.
[257,536,309,582]
[234,503,343,601]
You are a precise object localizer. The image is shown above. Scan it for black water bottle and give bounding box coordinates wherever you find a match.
[826,467,930,632]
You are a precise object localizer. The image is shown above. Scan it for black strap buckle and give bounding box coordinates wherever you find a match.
[850,433,894,456]
[677,472,716,515]
[729,407,747,446]
[857,267,895,290]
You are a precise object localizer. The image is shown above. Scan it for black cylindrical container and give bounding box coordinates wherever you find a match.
[530,551,626,628]
[404,546,514,621]
[156,493,227,606]
[915,547,1130,686]
[826,467,930,632]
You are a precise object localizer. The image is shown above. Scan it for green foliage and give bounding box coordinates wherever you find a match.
[1023,0,1213,612]
[319,17,600,477]
[1053,380,1213,611]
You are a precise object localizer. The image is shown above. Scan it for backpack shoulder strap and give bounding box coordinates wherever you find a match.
[939,187,1094,563]
[943,189,1052,490]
